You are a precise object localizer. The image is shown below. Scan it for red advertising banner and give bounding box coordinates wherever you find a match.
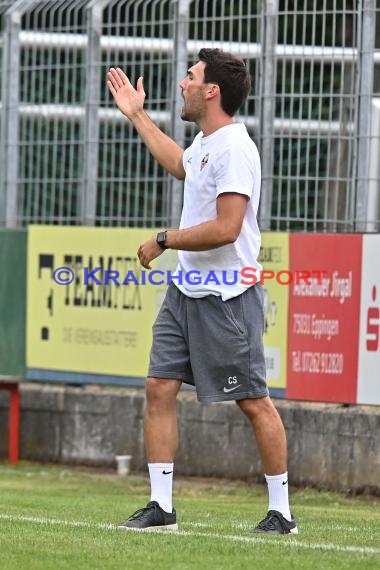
[357,235,380,405]
[287,234,362,403]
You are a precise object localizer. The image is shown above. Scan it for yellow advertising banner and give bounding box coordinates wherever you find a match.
[27,226,168,378]
[27,226,290,388]
[260,232,290,390]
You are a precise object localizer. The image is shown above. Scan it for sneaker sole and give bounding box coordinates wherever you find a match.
[251,526,299,535]
[251,527,298,536]
[117,523,178,532]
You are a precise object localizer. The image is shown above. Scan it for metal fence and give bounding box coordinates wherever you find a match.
[0,0,379,231]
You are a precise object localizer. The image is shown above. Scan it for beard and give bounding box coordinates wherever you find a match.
[180,102,203,123]
[180,108,194,122]
[180,90,205,123]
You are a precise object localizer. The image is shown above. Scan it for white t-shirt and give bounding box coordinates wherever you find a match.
[175,122,262,301]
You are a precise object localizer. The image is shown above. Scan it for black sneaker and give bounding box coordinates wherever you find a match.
[118,501,178,531]
[251,510,298,535]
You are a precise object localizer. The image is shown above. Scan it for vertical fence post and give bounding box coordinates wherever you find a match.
[0,2,26,227]
[169,0,190,227]
[355,0,376,232]
[258,0,278,231]
[81,0,108,226]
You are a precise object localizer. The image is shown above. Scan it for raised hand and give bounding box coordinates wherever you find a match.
[107,67,146,120]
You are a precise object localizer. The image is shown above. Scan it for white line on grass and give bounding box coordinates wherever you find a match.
[0,514,379,556]
[0,514,115,530]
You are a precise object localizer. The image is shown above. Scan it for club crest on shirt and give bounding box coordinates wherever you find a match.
[200,153,209,171]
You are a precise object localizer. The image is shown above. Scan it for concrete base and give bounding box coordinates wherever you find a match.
[0,383,379,494]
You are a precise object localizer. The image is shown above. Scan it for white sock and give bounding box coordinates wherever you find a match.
[148,463,174,513]
[265,472,291,521]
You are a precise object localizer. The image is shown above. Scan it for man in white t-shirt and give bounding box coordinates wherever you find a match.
[107,49,297,535]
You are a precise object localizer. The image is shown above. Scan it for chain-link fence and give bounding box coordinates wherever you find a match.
[0,0,379,231]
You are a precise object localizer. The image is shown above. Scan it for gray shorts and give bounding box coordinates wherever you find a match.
[148,283,268,403]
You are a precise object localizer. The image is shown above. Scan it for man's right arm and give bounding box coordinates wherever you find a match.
[107,67,185,181]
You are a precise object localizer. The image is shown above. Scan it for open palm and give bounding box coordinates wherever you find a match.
[107,67,146,119]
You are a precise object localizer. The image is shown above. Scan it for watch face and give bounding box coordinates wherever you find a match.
[157,232,166,247]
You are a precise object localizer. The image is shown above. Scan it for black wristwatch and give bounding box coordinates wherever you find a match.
[156,231,168,249]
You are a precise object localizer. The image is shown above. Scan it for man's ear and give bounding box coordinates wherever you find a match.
[205,83,220,100]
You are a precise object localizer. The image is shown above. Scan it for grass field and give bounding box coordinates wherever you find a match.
[0,462,379,570]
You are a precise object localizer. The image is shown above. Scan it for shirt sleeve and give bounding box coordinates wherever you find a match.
[182,132,199,169]
[182,145,191,169]
[213,142,260,199]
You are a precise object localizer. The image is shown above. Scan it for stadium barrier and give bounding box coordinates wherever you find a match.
[0,384,379,494]
[0,230,26,463]
[0,227,379,465]
[24,226,380,406]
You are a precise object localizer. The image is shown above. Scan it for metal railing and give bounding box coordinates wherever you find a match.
[0,0,379,231]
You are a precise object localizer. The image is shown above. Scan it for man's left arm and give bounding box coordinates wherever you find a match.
[137,192,248,269]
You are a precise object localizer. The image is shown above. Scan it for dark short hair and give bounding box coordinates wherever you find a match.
[198,48,251,116]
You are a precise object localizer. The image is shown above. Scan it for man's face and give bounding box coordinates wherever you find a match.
[179,60,208,123]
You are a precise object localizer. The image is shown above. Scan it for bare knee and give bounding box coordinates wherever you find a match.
[237,396,277,421]
[146,377,181,411]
